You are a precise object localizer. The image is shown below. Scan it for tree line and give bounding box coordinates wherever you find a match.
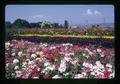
[5,18,69,28]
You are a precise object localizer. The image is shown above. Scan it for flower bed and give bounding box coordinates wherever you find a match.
[5,40,115,79]
[6,36,114,48]
[6,28,114,36]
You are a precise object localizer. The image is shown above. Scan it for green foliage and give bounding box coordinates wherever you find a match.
[30,22,41,28]
[5,21,12,28]
[12,18,31,28]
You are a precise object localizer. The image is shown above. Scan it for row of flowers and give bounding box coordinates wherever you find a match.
[6,28,114,36]
[5,40,115,79]
[6,36,114,48]
[15,34,114,39]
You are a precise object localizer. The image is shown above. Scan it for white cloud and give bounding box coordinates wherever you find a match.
[86,9,102,16]
[30,15,45,19]
[94,10,102,16]
[86,9,93,15]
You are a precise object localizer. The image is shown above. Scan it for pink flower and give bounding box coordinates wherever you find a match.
[21,71,30,79]
[44,75,50,79]
[95,74,104,79]
[32,73,40,79]
[16,71,22,77]
[34,60,40,65]
[83,67,91,73]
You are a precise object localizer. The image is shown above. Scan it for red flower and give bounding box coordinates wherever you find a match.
[46,54,54,61]
[5,58,10,62]
[31,67,40,74]
[44,75,50,79]
[103,68,110,78]
[55,47,61,53]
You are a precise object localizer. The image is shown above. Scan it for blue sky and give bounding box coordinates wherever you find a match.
[5,5,114,25]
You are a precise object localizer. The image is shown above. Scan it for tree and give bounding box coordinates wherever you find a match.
[52,23,59,28]
[12,18,31,28]
[64,20,69,28]
[5,21,12,28]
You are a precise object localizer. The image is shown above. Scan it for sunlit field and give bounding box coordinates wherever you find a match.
[5,28,115,79]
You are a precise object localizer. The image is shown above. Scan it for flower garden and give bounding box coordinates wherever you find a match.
[5,28,115,79]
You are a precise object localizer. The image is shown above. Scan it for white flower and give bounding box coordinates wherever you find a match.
[106,64,112,68]
[63,73,69,76]
[52,75,61,79]
[62,43,73,46]
[108,68,112,72]
[85,55,89,58]
[12,53,16,56]
[97,48,101,52]
[93,65,98,70]
[83,62,91,68]
[110,70,115,78]
[44,65,55,71]
[81,72,87,76]
[95,61,104,69]
[13,59,19,64]
[22,62,27,67]
[82,53,86,56]
[71,60,78,65]
[28,61,34,65]
[82,62,87,66]
[42,43,47,47]
[74,74,84,79]
[31,54,37,58]
[44,62,50,67]
[90,72,95,75]
[50,46,56,50]
[95,61,102,67]
[35,58,41,62]
[14,66,19,70]
[39,51,44,55]
[49,65,55,71]
[88,51,93,55]
[6,63,9,67]
[18,51,23,56]
[37,67,40,71]
[5,42,10,48]
[33,76,39,79]
[64,56,71,62]
[85,48,89,51]
[58,60,66,73]
[58,66,66,73]
[100,53,105,57]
